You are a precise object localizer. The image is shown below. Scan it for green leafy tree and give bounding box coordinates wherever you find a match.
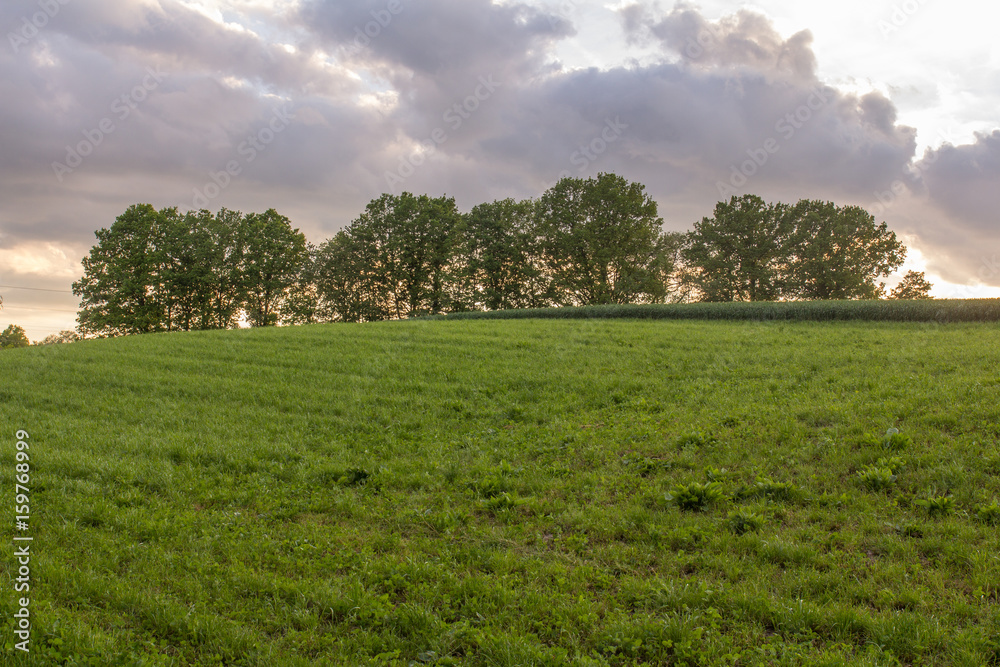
[376,193,461,317]
[456,198,552,311]
[320,193,461,320]
[238,209,309,327]
[160,209,218,331]
[280,243,322,325]
[785,200,906,300]
[75,205,308,335]
[412,195,462,315]
[535,173,677,305]
[0,324,30,349]
[74,204,172,336]
[890,270,934,300]
[681,195,791,302]
[199,208,247,330]
[158,208,250,331]
[315,229,391,322]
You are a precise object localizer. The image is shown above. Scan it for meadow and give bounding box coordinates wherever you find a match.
[2,318,999,665]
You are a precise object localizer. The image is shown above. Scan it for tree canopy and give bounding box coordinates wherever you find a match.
[536,174,681,306]
[784,200,906,300]
[890,270,934,300]
[314,193,462,321]
[0,324,30,349]
[681,195,790,302]
[456,198,549,311]
[681,195,907,301]
[74,205,307,336]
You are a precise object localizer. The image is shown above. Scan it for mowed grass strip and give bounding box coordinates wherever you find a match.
[2,319,1000,666]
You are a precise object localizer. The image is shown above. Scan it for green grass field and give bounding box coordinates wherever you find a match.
[2,319,1000,665]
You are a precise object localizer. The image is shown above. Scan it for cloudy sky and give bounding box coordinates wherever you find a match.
[1,0,998,339]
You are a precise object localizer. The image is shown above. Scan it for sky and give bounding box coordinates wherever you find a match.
[1,0,998,340]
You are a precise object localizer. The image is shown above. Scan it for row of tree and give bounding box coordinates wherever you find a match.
[73,205,307,335]
[305,176,680,323]
[71,174,932,337]
[0,324,85,348]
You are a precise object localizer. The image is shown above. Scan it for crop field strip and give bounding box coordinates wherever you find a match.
[1,317,998,665]
[441,298,1000,323]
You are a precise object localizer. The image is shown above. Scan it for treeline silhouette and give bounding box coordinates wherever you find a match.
[73,173,928,337]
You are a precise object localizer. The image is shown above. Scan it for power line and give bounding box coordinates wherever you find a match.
[0,318,77,328]
[3,305,79,314]
[0,285,74,293]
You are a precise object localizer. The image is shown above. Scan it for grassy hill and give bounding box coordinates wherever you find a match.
[2,319,1000,665]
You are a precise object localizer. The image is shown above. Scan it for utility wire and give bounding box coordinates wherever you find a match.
[3,305,79,314]
[0,285,74,293]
